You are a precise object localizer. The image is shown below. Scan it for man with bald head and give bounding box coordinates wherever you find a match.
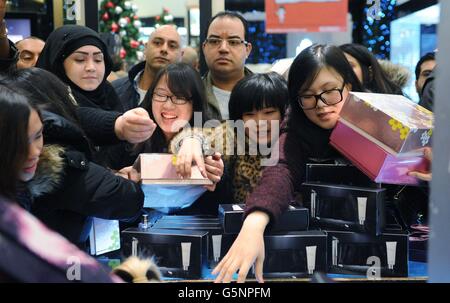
[112,25,182,111]
[181,46,199,71]
[15,37,45,69]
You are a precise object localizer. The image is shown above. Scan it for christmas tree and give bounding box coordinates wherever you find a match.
[155,8,174,27]
[99,0,143,63]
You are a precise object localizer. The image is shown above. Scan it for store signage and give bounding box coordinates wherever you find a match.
[64,0,81,24]
[265,0,348,33]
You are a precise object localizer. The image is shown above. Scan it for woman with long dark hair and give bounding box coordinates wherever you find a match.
[339,43,403,95]
[213,44,365,282]
[0,68,144,249]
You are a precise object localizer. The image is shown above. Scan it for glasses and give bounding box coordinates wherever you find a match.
[152,91,190,105]
[204,37,248,48]
[298,85,345,110]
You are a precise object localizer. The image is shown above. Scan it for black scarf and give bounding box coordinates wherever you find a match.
[36,25,123,112]
[284,106,340,184]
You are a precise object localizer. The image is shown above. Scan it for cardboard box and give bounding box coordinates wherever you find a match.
[326,229,408,277]
[218,204,309,234]
[134,153,212,185]
[339,92,433,154]
[301,182,386,236]
[121,228,208,279]
[133,153,212,213]
[330,121,429,185]
[89,218,120,256]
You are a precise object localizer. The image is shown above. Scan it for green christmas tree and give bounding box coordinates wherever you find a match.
[99,0,142,63]
[155,7,174,27]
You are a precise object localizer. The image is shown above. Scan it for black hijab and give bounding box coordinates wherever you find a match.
[36,25,123,112]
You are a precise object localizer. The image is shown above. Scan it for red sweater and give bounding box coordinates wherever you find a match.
[244,132,295,225]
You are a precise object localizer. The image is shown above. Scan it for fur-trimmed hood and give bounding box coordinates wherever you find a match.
[378,59,411,89]
[28,144,65,198]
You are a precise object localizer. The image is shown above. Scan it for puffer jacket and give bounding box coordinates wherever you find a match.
[25,111,144,249]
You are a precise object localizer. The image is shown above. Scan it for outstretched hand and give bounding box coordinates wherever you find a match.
[408,147,432,181]
[115,108,157,144]
[212,211,269,283]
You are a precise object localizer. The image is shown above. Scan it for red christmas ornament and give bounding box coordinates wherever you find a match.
[134,15,139,20]
[130,40,139,49]
[163,8,169,13]
[155,15,160,21]
[111,22,118,33]
[125,17,131,23]
[120,48,126,59]
[106,1,114,9]
[102,12,109,21]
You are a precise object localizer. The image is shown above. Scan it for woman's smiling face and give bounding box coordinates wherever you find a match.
[151,75,193,141]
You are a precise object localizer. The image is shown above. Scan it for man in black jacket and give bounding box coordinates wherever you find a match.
[112,25,182,111]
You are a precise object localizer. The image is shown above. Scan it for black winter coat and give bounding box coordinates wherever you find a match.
[25,111,144,249]
[112,61,146,112]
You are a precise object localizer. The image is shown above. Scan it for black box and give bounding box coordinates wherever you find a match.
[302,182,386,236]
[121,228,208,279]
[152,219,223,269]
[305,163,378,188]
[156,215,220,225]
[326,229,408,277]
[218,204,309,234]
[246,231,328,278]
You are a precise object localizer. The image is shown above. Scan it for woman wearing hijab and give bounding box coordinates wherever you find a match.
[36,25,156,164]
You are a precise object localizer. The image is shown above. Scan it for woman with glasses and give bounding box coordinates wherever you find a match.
[108,63,225,216]
[212,44,365,283]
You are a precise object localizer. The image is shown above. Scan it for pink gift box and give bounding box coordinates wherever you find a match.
[330,120,429,185]
[339,92,433,154]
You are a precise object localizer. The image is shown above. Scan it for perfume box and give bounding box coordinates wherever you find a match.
[339,92,434,154]
[89,218,120,256]
[246,231,328,278]
[305,163,377,188]
[133,153,212,213]
[326,229,408,277]
[218,204,309,234]
[330,121,429,186]
[301,182,386,236]
[151,219,224,269]
[121,228,208,279]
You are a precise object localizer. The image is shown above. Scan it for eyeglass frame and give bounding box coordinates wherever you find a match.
[152,91,191,105]
[297,84,346,110]
[203,37,249,48]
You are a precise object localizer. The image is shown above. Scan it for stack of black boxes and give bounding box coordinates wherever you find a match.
[120,163,409,279]
[121,204,327,279]
[301,163,409,277]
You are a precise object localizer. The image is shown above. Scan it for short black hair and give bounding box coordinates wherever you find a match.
[415,52,436,80]
[205,11,249,41]
[229,72,288,121]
